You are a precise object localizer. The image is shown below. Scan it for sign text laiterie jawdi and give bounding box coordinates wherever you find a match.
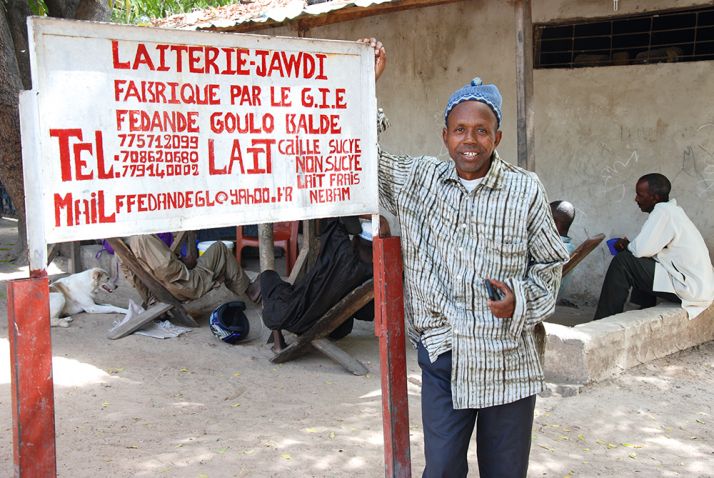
[32,28,375,240]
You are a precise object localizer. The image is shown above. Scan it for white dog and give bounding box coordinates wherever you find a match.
[49,267,129,327]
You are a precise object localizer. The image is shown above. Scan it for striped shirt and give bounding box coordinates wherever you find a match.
[379,149,569,409]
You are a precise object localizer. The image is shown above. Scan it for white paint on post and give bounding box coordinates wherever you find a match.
[19,90,47,272]
[22,17,378,245]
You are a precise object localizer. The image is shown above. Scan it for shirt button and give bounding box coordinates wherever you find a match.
[461,224,468,229]
[458,247,463,252]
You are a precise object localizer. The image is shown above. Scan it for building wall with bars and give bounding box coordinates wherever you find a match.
[533,0,714,303]
[262,0,714,304]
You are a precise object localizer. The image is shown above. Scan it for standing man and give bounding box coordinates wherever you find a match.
[593,173,714,320]
[361,39,569,477]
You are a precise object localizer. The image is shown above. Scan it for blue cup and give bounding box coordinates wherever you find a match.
[606,238,621,255]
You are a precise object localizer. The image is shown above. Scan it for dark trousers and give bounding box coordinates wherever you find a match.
[594,249,680,320]
[418,342,536,478]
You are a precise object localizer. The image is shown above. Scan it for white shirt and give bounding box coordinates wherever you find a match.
[458,177,484,193]
[628,199,714,319]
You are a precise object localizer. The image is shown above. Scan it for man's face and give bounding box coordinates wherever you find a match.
[442,101,502,180]
[635,180,659,213]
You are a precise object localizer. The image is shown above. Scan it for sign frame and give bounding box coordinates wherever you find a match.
[23,17,378,271]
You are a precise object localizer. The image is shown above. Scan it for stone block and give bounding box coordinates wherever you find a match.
[543,303,714,385]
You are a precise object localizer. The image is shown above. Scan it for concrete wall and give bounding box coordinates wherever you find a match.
[533,0,714,303]
[268,1,519,164]
[263,0,714,303]
[535,60,714,303]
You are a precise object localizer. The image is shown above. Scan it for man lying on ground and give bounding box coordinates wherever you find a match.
[260,216,387,352]
[122,234,260,306]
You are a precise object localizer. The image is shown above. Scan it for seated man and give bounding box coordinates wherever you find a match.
[122,234,260,305]
[260,216,386,351]
[593,173,714,320]
[550,200,576,256]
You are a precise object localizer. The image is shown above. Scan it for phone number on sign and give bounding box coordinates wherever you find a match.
[118,150,198,163]
[120,163,199,178]
[118,133,198,149]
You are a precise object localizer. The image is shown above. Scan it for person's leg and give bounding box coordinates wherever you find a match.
[475,395,536,478]
[124,234,181,302]
[418,342,476,478]
[655,291,681,304]
[629,288,657,309]
[269,330,287,353]
[593,250,656,320]
[198,242,251,298]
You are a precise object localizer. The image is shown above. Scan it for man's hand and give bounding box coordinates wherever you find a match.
[614,237,630,252]
[357,38,386,81]
[486,278,516,318]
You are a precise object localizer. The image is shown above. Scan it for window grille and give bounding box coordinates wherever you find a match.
[535,6,714,68]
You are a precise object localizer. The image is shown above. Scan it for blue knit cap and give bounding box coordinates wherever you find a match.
[444,77,502,128]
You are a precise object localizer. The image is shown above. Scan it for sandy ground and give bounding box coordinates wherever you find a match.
[0,217,712,477]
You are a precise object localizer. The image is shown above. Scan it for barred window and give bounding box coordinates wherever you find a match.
[535,6,714,68]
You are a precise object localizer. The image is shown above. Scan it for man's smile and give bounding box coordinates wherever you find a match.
[460,151,481,158]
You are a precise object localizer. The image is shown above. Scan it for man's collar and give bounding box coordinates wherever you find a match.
[441,151,505,190]
[655,198,677,208]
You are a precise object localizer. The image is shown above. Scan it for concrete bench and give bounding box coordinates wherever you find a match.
[544,303,714,385]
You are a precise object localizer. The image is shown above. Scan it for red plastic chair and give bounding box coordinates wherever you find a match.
[235,221,299,276]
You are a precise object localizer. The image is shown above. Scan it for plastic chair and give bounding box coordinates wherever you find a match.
[235,221,299,276]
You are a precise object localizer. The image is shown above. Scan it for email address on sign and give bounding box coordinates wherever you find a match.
[114,187,294,213]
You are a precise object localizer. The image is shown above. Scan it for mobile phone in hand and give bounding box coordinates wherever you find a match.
[483,279,501,301]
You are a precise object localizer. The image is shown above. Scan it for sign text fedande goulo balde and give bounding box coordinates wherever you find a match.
[23,18,378,245]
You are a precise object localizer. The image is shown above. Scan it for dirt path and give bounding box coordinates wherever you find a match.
[0,218,711,477]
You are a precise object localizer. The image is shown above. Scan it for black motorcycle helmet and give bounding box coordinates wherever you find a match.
[209,301,250,344]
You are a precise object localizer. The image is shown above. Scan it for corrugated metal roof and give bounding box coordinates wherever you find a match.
[152,0,396,31]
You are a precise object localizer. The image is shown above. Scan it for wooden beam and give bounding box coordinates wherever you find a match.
[8,276,57,477]
[69,241,81,273]
[562,233,606,277]
[106,302,173,339]
[304,220,320,269]
[257,224,275,272]
[170,231,187,255]
[312,338,369,376]
[47,243,60,266]
[373,236,411,477]
[186,231,197,263]
[170,231,197,260]
[514,0,535,172]
[208,0,465,33]
[287,219,319,285]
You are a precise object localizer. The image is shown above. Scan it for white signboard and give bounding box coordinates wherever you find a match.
[22,17,377,248]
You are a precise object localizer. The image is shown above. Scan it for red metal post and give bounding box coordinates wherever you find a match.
[373,235,411,477]
[8,276,57,477]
